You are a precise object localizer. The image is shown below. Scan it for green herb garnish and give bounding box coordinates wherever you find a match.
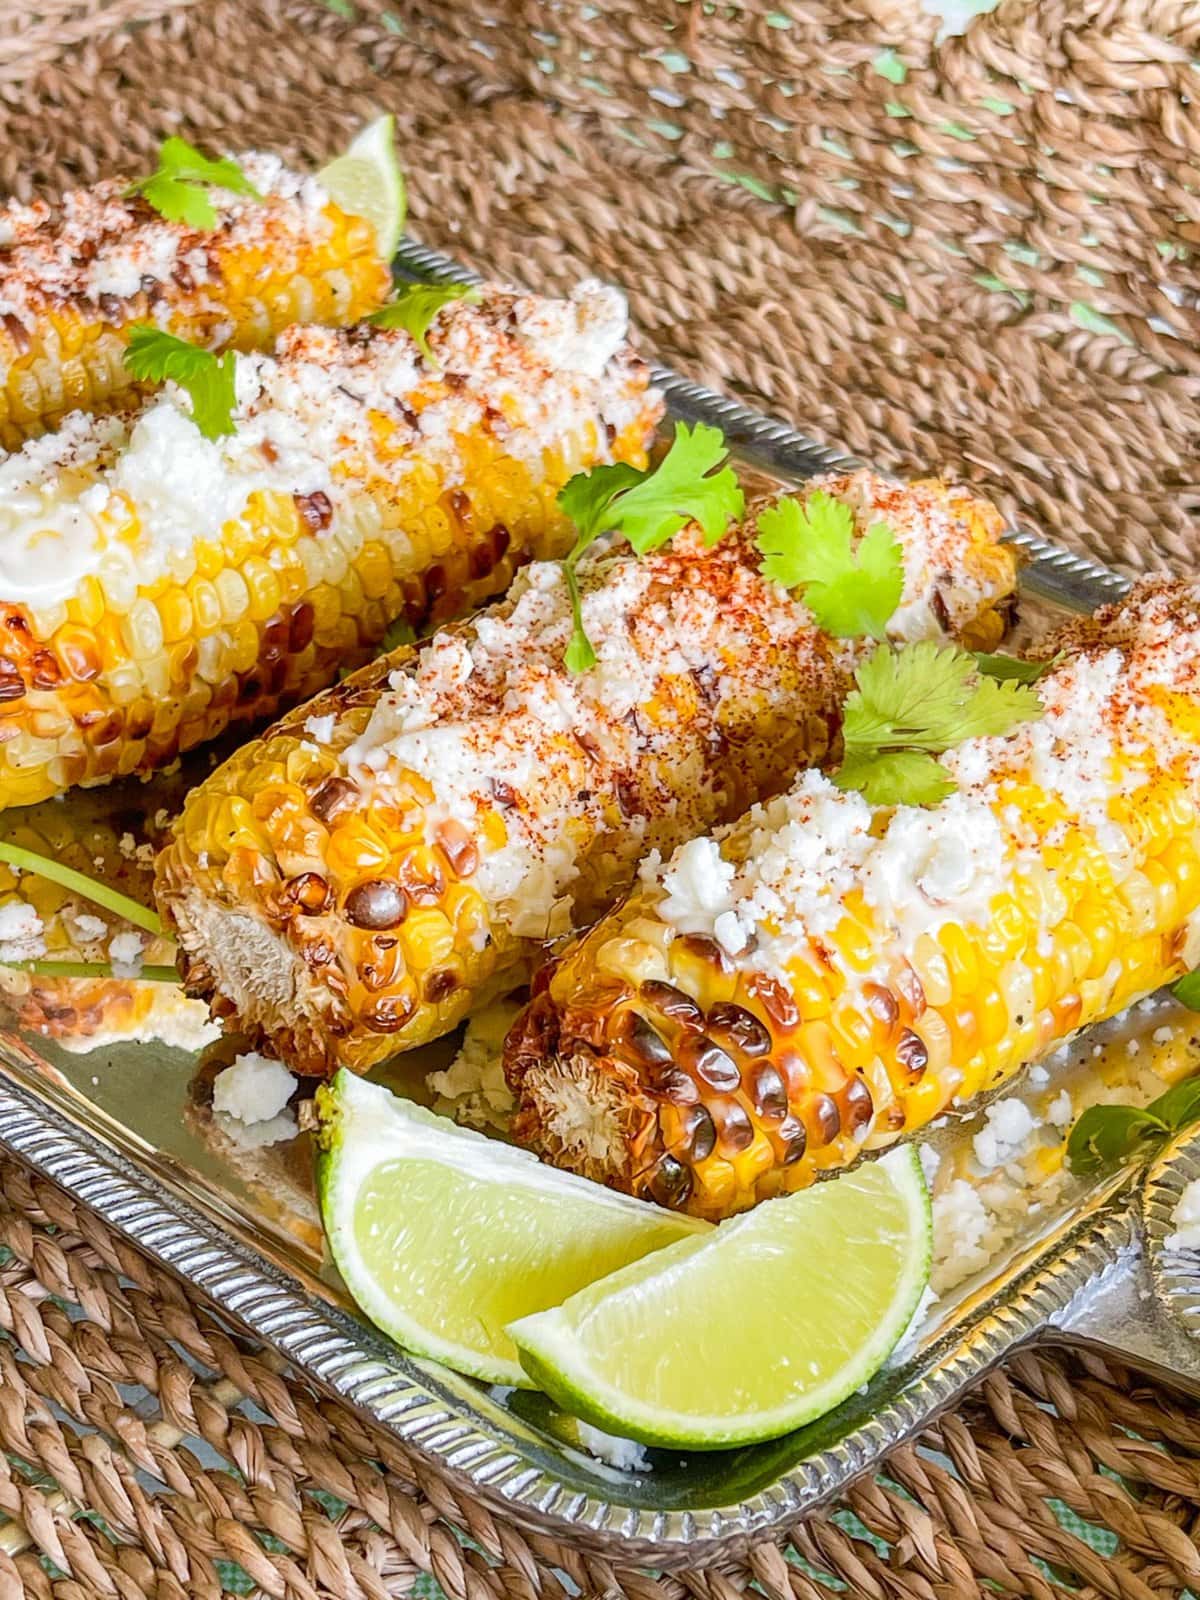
[833,640,1044,807]
[1066,1074,1200,1176]
[4,961,178,983]
[1173,969,1200,1011]
[368,282,482,364]
[125,136,261,229]
[0,842,162,937]
[557,421,744,673]
[973,649,1064,685]
[124,327,238,441]
[755,491,903,640]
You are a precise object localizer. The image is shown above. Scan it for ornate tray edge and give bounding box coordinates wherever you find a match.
[0,236,1140,1567]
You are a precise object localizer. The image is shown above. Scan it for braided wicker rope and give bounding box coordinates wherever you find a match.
[1,1,1199,1594]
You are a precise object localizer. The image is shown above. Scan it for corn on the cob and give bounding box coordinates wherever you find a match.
[0,154,391,445]
[504,580,1200,1219]
[156,473,1017,1076]
[0,772,217,1052]
[0,282,660,808]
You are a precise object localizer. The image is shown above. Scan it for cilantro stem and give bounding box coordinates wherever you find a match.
[2,960,179,983]
[0,842,162,936]
[563,559,597,675]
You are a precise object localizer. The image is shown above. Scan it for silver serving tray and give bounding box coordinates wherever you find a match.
[0,238,1196,1570]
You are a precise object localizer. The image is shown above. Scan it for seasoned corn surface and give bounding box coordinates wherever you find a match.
[0,283,660,807]
[156,474,1017,1076]
[0,153,389,444]
[506,581,1200,1218]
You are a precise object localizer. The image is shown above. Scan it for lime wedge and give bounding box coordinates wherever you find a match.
[509,1148,931,1447]
[315,1071,706,1387]
[318,115,406,261]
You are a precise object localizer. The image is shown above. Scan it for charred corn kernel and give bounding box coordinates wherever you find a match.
[505,580,1200,1218]
[0,156,389,447]
[158,472,1018,1077]
[0,282,663,808]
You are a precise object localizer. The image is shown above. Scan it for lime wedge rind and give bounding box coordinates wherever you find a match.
[316,1072,705,1389]
[317,1088,528,1385]
[318,114,407,262]
[509,1148,932,1450]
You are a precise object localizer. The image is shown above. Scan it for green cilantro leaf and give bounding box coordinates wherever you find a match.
[368,282,482,363]
[756,492,904,639]
[973,649,1064,685]
[1147,1074,1200,1133]
[555,422,744,673]
[126,137,261,229]
[557,461,643,547]
[1174,969,1200,1011]
[1066,1072,1200,1176]
[842,641,1043,755]
[124,326,238,441]
[833,749,956,807]
[833,640,1043,806]
[1066,1104,1167,1176]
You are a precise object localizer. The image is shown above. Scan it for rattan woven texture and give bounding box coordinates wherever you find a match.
[2,1,1200,1595]
[5,0,1198,574]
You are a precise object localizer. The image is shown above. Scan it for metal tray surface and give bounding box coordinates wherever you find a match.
[0,237,1194,1568]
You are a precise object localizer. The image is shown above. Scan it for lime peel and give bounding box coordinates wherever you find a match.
[509,1147,931,1449]
[315,1072,705,1388]
[318,115,406,262]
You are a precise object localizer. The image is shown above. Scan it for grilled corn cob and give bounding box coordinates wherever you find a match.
[0,773,217,1052]
[0,153,390,445]
[0,282,660,808]
[156,473,1017,1076]
[504,580,1200,1219]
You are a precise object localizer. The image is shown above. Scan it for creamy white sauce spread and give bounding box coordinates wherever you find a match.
[0,281,649,610]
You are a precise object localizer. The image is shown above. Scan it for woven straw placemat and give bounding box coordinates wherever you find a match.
[1,2,1200,1595]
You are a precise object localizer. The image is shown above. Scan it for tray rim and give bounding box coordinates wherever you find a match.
[0,236,1141,1567]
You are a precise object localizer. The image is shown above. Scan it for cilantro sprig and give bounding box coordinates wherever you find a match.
[368,282,482,365]
[125,137,262,229]
[1066,1074,1200,1176]
[833,640,1044,806]
[124,327,238,441]
[557,421,744,673]
[755,491,904,640]
[973,649,1063,685]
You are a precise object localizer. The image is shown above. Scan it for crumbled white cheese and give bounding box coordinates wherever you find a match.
[1046,1090,1074,1129]
[972,1098,1038,1171]
[64,909,108,946]
[931,1180,993,1287]
[108,930,145,977]
[428,999,522,1133]
[212,1051,297,1125]
[0,901,44,962]
[303,713,336,744]
[0,280,650,610]
[1166,1179,1200,1251]
[572,1420,651,1472]
[918,1143,941,1187]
